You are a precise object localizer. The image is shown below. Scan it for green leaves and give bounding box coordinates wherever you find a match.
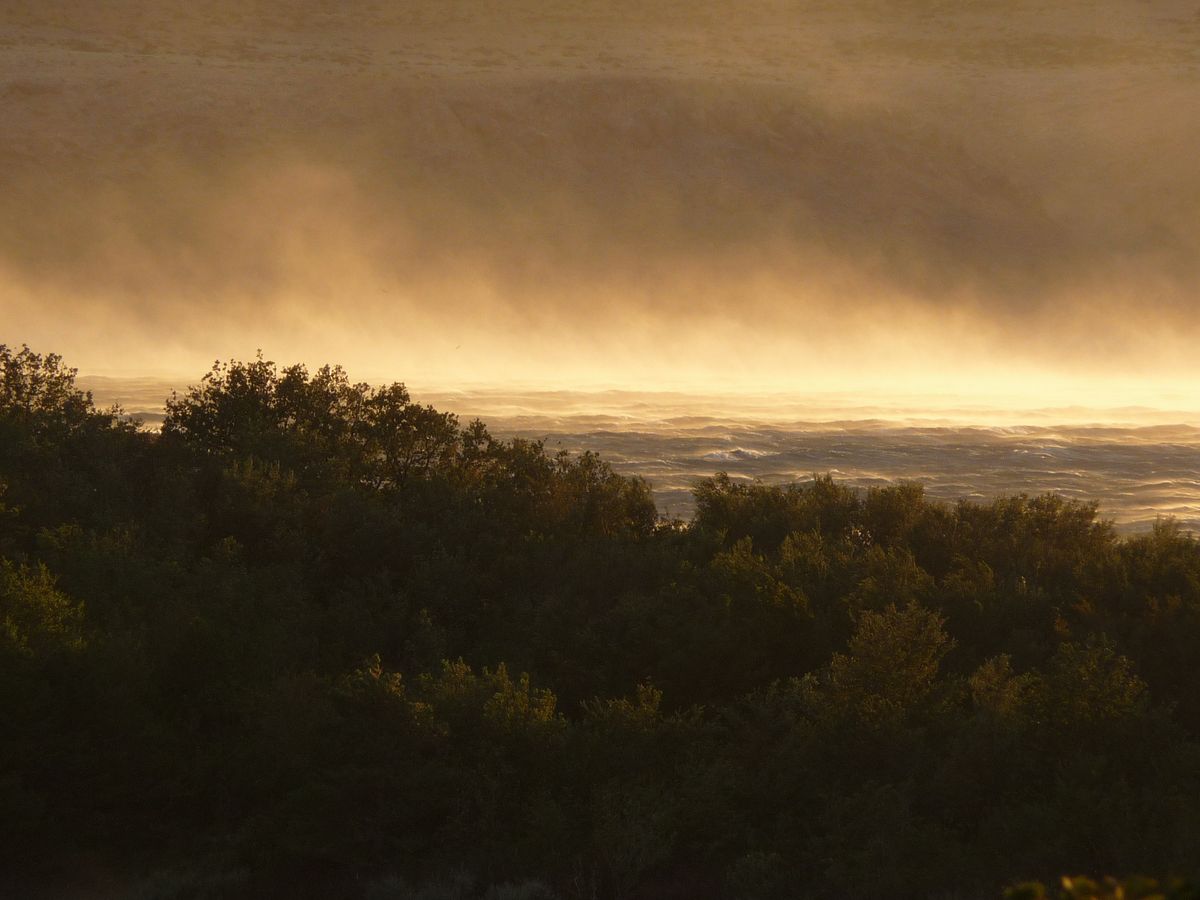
[0,343,96,428]
[0,559,84,659]
[5,345,1200,895]
[1007,875,1200,900]
[828,602,953,722]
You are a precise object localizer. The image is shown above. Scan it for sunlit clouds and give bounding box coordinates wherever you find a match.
[2,0,1198,408]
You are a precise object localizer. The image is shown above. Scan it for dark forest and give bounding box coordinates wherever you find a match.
[3,344,1200,899]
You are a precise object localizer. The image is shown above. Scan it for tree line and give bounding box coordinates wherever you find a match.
[3,343,1200,898]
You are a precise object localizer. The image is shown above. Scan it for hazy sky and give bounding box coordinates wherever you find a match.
[3,0,1199,403]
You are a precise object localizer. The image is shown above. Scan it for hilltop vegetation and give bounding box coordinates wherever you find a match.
[3,343,1200,898]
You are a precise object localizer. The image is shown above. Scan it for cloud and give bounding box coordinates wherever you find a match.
[2,0,1198,391]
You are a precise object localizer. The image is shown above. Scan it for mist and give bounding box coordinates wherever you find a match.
[3,0,1199,401]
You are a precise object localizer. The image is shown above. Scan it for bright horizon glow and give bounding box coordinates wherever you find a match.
[5,0,1199,427]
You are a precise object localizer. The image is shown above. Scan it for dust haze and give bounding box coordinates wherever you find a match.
[2,0,1199,401]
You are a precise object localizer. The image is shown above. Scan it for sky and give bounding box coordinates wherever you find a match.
[2,0,1199,406]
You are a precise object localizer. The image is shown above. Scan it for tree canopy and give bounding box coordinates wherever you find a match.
[2,344,1199,899]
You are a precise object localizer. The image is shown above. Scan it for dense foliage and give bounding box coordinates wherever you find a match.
[3,343,1200,899]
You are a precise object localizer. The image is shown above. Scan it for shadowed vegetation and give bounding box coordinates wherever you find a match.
[3,343,1200,898]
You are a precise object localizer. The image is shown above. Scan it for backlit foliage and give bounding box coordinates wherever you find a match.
[3,347,1200,898]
